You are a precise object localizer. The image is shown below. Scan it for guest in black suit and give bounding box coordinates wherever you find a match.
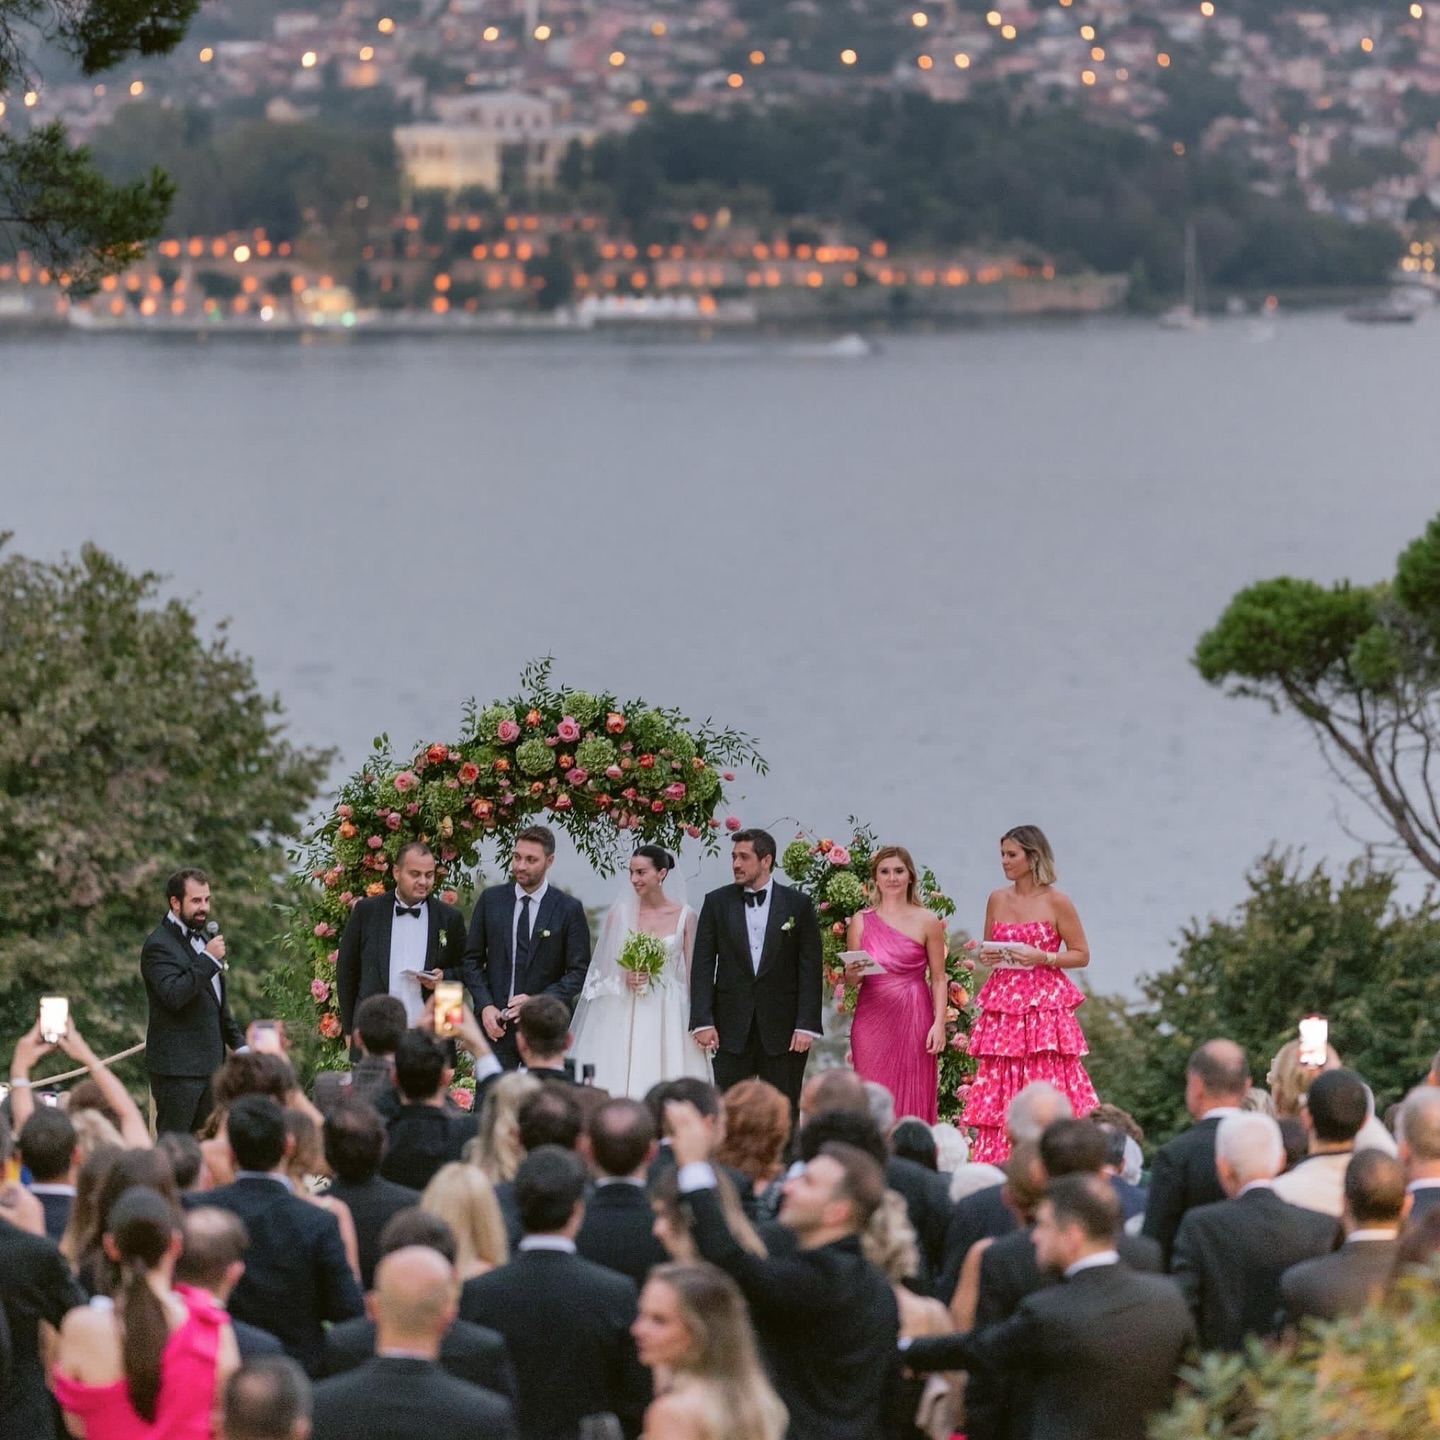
[335,843,469,1043]
[18,1107,78,1241]
[1399,1085,1440,1220]
[516,994,580,1083]
[313,1244,517,1440]
[668,1099,900,1440]
[382,1030,481,1191]
[142,867,247,1134]
[577,1098,668,1286]
[0,1214,85,1439]
[491,1083,588,1249]
[313,996,406,1120]
[460,1146,650,1440]
[1142,1039,1251,1267]
[936,1081,1075,1302]
[186,1094,364,1374]
[905,1176,1195,1440]
[689,829,824,1110]
[1172,1112,1338,1351]
[223,1355,312,1440]
[460,825,592,1070]
[323,1098,420,1288]
[177,1206,286,1360]
[321,1208,514,1399]
[1281,1149,1406,1325]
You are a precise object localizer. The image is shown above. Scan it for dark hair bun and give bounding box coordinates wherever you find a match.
[633,844,674,872]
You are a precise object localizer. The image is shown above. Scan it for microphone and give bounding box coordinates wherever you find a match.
[204,921,220,939]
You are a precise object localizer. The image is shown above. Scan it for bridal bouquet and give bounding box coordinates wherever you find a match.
[618,930,668,980]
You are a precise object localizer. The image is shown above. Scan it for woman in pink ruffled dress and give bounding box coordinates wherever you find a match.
[844,846,948,1124]
[961,825,1097,1162]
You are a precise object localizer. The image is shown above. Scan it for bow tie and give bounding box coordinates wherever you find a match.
[745,891,767,908]
[395,904,422,919]
[187,927,208,943]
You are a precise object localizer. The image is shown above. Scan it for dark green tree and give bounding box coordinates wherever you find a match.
[0,0,203,291]
[1196,514,1440,880]
[0,540,331,1076]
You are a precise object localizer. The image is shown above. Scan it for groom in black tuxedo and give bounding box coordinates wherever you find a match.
[689,828,824,1108]
[459,824,592,1070]
[335,841,469,1045]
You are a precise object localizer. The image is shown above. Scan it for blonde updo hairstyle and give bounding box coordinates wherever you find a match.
[1002,826,1057,887]
[869,845,920,907]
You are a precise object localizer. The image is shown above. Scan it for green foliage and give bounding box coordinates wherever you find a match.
[1195,514,1440,880]
[0,539,330,1078]
[1085,853,1440,1145]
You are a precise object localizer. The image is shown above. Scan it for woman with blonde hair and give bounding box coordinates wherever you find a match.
[421,1163,509,1280]
[633,1261,786,1440]
[467,1072,541,1183]
[961,825,1097,1162]
[1267,1038,1396,1154]
[842,845,949,1125]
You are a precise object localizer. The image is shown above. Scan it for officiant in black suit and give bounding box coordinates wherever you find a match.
[143,868,247,1135]
[459,825,592,1070]
[335,841,468,1043]
[689,829,824,1109]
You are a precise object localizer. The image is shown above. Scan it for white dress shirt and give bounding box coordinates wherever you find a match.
[518,1235,576,1254]
[388,896,429,1026]
[743,880,772,972]
[167,911,223,1004]
[1064,1249,1120,1279]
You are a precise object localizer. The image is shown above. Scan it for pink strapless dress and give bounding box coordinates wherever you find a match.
[960,919,1097,1163]
[850,911,938,1124]
[51,1285,227,1440]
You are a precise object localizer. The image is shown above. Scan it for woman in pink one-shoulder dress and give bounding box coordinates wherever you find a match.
[844,846,948,1124]
[961,825,1097,1162]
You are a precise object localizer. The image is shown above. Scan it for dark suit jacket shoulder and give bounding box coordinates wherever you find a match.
[312,1355,516,1440]
[1281,1237,1397,1324]
[0,1219,86,1440]
[320,1315,515,1399]
[381,1105,480,1191]
[1141,1115,1225,1267]
[459,885,592,1020]
[326,1174,420,1289]
[334,892,468,1033]
[938,1182,1017,1304]
[576,1181,669,1288]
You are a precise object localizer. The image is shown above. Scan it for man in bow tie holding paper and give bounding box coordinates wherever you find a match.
[689,828,824,1110]
[335,842,468,1048]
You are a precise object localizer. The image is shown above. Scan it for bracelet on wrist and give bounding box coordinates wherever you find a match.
[8,1076,32,1087]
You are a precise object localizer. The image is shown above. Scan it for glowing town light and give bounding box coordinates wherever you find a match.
[199,47,214,61]
[233,245,251,262]
[1360,35,1374,50]
[986,10,1002,24]
[534,23,552,39]
[609,50,626,65]
[359,44,375,59]
[129,80,144,95]
[1001,24,1017,38]
[1080,24,1095,38]
[1091,45,1105,59]
[301,50,318,67]
[1199,1,1214,14]
[1156,51,1171,65]
[727,71,744,87]
[918,53,934,67]
[1081,68,1096,83]
[651,21,667,35]
[840,48,857,63]
[954,51,970,67]
[377,17,395,33]
[23,89,39,106]
[749,49,765,63]
[912,10,929,25]
[482,26,498,40]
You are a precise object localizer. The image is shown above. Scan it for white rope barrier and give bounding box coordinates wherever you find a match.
[30,1041,147,1088]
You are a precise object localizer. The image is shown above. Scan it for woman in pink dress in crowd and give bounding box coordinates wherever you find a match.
[52,1186,239,1440]
[961,825,1097,1163]
[843,846,949,1124]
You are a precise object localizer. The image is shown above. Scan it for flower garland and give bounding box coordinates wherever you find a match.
[780,822,977,1123]
[281,660,763,1060]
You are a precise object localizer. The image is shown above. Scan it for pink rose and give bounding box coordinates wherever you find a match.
[833,983,845,1002]
[448,750,461,762]
[622,787,639,801]
[313,922,334,938]
[556,717,581,742]
[405,802,420,816]
[441,888,458,904]
[337,803,353,818]
[497,719,521,744]
[385,813,402,830]
[723,771,736,782]
[566,767,588,786]
[605,764,624,780]
[664,782,686,800]
[685,824,702,838]
[310,978,330,1002]
[448,1086,475,1112]
[725,816,742,832]
[326,949,339,964]
[827,846,851,867]
[554,793,574,811]
[953,1083,972,1102]
[366,835,383,849]
[393,770,418,792]
[457,761,479,783]
[948,1032,969,1053]
[338,891,354,906]
[708,817,720,828]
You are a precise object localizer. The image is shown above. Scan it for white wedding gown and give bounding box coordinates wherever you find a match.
[569,903,713,1098]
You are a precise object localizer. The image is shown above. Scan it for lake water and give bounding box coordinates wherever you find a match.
[5,313,1437,996]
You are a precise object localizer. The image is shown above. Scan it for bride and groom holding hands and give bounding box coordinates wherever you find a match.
[461,825,824,1104]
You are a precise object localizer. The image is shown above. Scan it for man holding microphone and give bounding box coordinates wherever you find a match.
[142,868,246,1134]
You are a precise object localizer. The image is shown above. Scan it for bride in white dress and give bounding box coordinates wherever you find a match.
[569,845,713,1098]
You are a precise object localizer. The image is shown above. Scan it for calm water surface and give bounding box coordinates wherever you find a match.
[5,313,1437,994]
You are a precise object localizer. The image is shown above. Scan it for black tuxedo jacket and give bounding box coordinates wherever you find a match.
[1281,1235,1398,1325]
[576,1180,669,1287]
[335,892,468,1033]
[906,1263,1195,1440]
[0,1218,85,1440]
[233,1319,285,1361]
[381,1104,481,1192]
[320,1315,515,1398]
[183,1176,364,1374]
[689,882,824,1054]
[1171,1187,1339,1350]
[937,1181,1017,1304]
[460,885,591,1016]
[325,1174,420,1289]
[685,1184,900,1440]
[460,1248,649,1440]
[312,1355,517,1440]
[885,1157,954,1291]
[1141,1114,1227,1268]
[141,918,245,1077]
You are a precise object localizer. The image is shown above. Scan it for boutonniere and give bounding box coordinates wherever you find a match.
[439,932,448,951]
[781,917,796,933]
[539,929,552,940]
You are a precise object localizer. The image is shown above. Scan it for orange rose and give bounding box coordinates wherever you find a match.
[493,758,511,772]
[605,712,626,734]
[366,881,385,895]
[338,820,357,839]
[471,798,493,818]
[319,1013,342,1040]
[638,754,655,769]
[426,742,448,763]
[525,709,542,727]
[558,753,574,769]
[818,838,834,853]
[529,781,544,796]
[831,922,845,935]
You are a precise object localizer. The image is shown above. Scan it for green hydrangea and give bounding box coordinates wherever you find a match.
[629,709,668,750]
[477,704,512,737]
[825,871,867,913]
[781,840,816,881]
[667,731,697,764]
[574,736,616,773]
[690,767,720,802]
[516,738,556,776]
[635,763,666,793]
[561,691,604,729]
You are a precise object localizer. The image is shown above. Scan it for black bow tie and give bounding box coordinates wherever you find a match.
[395,904,422,919]
[745,891,767,908]
[187,927,208,943]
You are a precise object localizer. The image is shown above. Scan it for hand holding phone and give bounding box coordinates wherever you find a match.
[247,1020,286,1054]
[39,996,69,1045]
[1298,1015,1329,1068]
[434,982,466,1038]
